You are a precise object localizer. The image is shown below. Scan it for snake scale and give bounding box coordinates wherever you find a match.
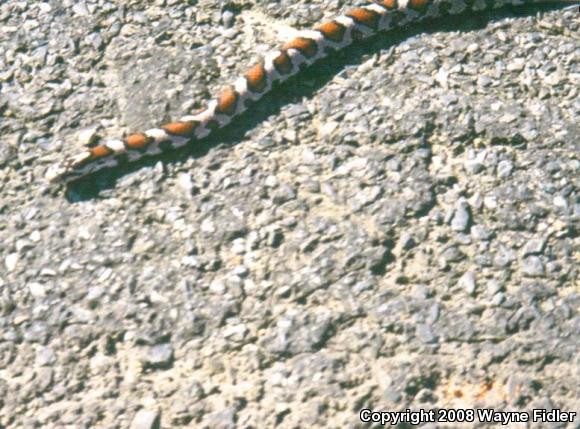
[46,0,573,184]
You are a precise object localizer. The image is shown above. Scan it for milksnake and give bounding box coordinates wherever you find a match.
[46,0,572,184]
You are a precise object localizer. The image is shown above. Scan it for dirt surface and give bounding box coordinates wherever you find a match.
[0,1,578,428]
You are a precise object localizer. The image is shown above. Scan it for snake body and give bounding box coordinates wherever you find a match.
[47,0,567,184]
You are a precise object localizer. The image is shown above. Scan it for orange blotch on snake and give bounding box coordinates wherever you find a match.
[245,63,267,93]
[124,133,152,149]
[90,145,113,159]
[273,51,293,75]
[282,37,318,58]
[409,0,432,11]
[346,8,380,30]
[161,121,198,137]
[216,88,239,116]
[379,0,398,9]
[315,21,346,43]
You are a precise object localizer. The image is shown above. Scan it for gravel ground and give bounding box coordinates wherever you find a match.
[0,1,578,428]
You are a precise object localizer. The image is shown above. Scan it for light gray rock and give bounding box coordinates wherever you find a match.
[459,271,477,296]
[450,200,471,232]
[522,256,545,277]
[143,344,174,368]
[522,237,547,256]
[130,409,160,429]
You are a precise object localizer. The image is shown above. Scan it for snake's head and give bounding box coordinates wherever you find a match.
[45,152,94,184]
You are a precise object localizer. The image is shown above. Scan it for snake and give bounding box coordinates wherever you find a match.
[46,0,574,184]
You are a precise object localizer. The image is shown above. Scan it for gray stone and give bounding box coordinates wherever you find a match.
[142,344,174,368]
[221,10,235,28]
[5,253,19,272]
[72,2,90,16]
[458,271,477,296]
[262,310,333,356]
[36,346,56,366]
[486,279,503,296]
[441,246,465,263]
[130,409,160,429]
[522,256,545,277]
[416,324,438,344]
[203,407,236,429]
[398,233,416,251]
[522,237,547,256]
[471,225,492,241]
[493,244,516,268]
[497,160,514,178]
[450,200,471,232]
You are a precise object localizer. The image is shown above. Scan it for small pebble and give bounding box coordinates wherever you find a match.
[143,344,174,368]
[451,200,471,232]
[459,271,476,295]
[130,409,160,429]
[522,256,545,277]
[522,237,546,256]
